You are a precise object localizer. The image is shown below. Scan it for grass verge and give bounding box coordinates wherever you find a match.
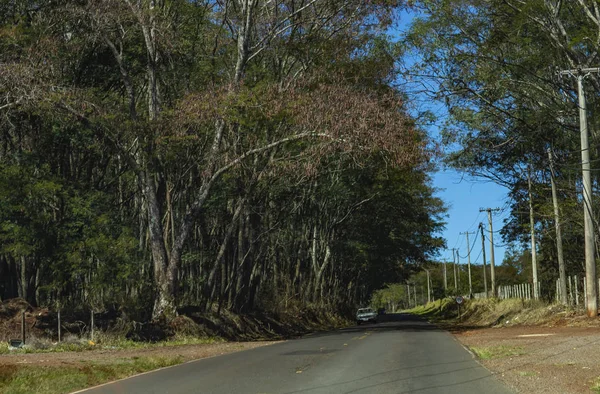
[469,345,526,360]
[0,356,183,394]
[0,334,224,355]
[407,297,565,328]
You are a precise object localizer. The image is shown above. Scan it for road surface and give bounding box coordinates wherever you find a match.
[80,314,513,394]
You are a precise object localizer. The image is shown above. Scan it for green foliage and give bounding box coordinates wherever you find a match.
[371,284,408,310]
[405,0,600,299]
[0,0,445,318]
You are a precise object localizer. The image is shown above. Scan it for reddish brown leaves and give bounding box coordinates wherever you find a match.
[176,81,425,172]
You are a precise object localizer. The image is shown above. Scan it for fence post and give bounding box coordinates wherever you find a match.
[58,308,61,343]
[575,275,579,306]
[21,311,25,345]
[91,310,94,342]
[568,276,573,305]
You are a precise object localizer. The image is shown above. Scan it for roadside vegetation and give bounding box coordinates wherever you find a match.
[469,345,526,360]
[404,0,600,310]
[408,298,570,328]
[0,356,183,394]
[0,334,223,355]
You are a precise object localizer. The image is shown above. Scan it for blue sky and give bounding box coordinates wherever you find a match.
[433,170,510,266]
[395,9,511,267]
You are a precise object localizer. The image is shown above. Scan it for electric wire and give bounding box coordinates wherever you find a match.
[458,230,479,259]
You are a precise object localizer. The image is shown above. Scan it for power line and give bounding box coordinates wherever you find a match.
[458,230,479,259]
[471,247,483,265]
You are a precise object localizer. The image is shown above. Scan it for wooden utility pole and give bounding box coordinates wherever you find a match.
[548,147,567,305]
[479,223,488,298]
[480,208,500,297]
[559,67,599,317]
[443,260,447,292]
[413,285,417,307]
[425,269,431,303]
[452,248,458,291]
[460,231,475,296]
[455,249,461,290]
[527,166,539,299]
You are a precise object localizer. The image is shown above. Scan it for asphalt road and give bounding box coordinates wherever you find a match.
[80,314,513,394]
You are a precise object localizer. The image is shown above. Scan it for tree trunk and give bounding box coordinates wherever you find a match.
[143,170,175,320]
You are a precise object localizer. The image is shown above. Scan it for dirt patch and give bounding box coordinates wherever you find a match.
[0,340,280,368]
[455,325,600,393]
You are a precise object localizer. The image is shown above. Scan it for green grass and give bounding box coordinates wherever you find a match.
[0,356,184,394]
[93,333,224,350]
[407,297,559,329]
[518,371,537,377]
[469,345,526,360]
[2,334,224,355]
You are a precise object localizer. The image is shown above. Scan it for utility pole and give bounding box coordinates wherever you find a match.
[452,248,458,291]
[455,249,461,291]
[559,67,599,317]
[443,260,447,292]
[414,285,417,307]
[527,165,539,299]
[480,208,500,297]
[460,231,475,297]
[425,269,431,303]
[548,147,567,305]
[479,223,488,298]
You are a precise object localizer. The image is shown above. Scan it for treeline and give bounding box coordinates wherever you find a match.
[372,250,534,311]
[405,0,600,302]
[0,0,444,320]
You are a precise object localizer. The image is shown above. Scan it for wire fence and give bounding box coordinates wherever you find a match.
[471,275,600,307]
[472,283,537,300]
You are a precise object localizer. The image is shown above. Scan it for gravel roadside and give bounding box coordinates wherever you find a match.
[454,326,600,394]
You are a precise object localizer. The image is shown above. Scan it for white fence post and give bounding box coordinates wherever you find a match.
[575,275,579,306]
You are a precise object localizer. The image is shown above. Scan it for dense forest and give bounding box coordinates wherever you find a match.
[0,0,446,321]
[6,0,598,324]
